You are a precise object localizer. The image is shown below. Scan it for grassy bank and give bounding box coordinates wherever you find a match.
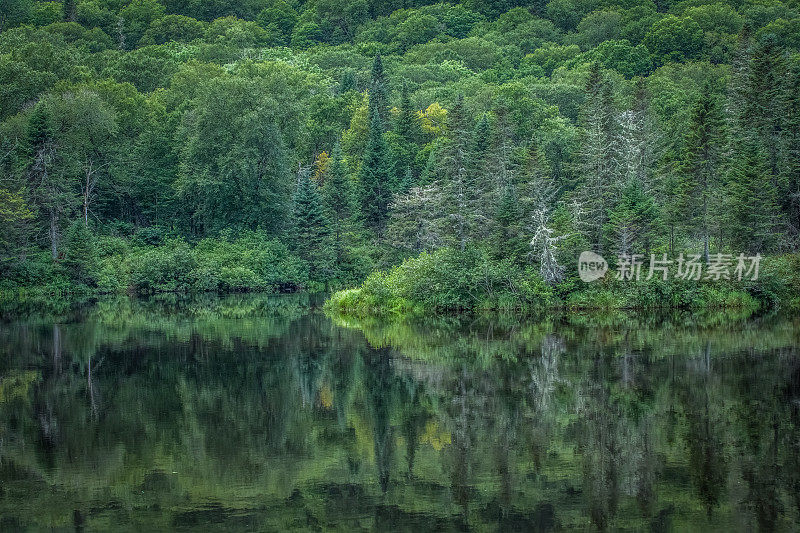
[325,248,800,318]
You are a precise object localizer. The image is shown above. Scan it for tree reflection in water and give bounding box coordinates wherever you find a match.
[0,294,798,530]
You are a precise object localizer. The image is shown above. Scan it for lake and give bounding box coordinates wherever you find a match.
[1,294,799,531]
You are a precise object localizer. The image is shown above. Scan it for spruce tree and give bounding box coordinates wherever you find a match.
[679,83,723,261]
[726,23,752,144]
[439,94,470,184]
[604,178,659,256]
[26,102,64,260]
[292,169,332,279]
[725,139,783,254]
[745,35,784,183]
[580,63,621,252]
[369,53,389,128]
[469,114,491,176]
[488,102,515,189]
[322,142,353,249]
[781,59,800,237]
[62,219,97,285]
[492,181,525,260]
[620,77,657,188]
[393,80,419,192]
[358,107,392,233]
[395,80,417,144]
[437,96,484,250]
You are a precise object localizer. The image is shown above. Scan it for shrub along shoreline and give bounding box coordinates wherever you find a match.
[4,234,799,319]
[0,230,368,300]
[324,248,800,318]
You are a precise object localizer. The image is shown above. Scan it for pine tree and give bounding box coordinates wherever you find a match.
[679,83,723,261]
[369,53,389,128]
[358,107,392,233]
[293,168,332,279]
[725,139,783,254]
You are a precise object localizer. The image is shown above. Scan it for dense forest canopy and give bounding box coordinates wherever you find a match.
[1,0,800,298]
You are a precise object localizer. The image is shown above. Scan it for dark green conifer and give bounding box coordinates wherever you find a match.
[293,169,332,278]
[358,107,392,233]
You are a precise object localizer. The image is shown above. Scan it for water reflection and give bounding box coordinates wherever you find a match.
[0,294,799,530]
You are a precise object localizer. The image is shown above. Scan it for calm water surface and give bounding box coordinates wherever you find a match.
[1,294,799,531]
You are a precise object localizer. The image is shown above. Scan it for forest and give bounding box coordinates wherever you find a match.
[1,0,800,312]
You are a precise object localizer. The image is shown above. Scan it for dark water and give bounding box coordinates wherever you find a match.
[1,294,799,531]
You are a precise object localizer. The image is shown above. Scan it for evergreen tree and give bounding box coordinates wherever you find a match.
[25,102,65,260]
[395,80,418,144]
[369,53,389,128]
[518,138,555,207]
[293,168,332,279]
[393,80,419,191]
[432,96,486,250]
[679,83,723,261]
[725,23,752,145]
[580,63,621,252]
[322,142,353,249]
[745,35,784,182]
[781,59,800,237]
[725,139,783,254]
[488,102,516,192]
[604,178,659,257]
[358,107,392,233]
[0,187,35,262]
[491,181,525,260]
[387,183,445,252]
[62,219,97,285]
[620,78,657,188]
[468,114,491,180]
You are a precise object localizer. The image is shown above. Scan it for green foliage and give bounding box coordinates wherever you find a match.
[326,247,554,316]
[292,169,332,280]
[97,234,309,294]
[62,220,98,285]
[644,15,704,65]
[357,107,392,233]
[0,0,798,310]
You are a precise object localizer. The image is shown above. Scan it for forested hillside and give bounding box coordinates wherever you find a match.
[1,0,799,306]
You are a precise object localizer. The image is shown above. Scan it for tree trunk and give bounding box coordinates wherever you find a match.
[49,209,59,259]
